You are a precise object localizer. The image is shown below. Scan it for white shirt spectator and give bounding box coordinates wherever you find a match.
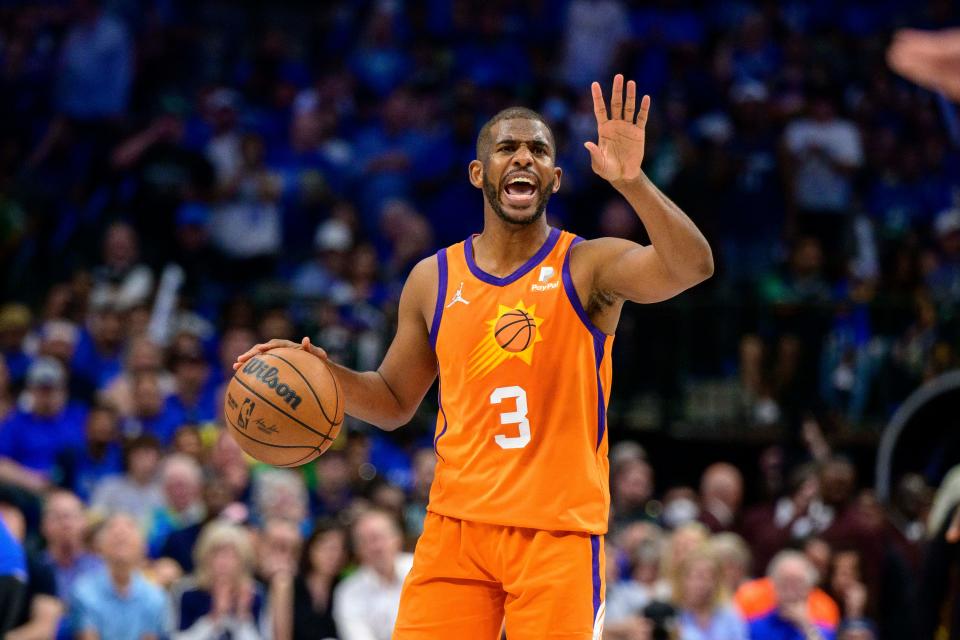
[784,116,863,212]
[333,552,413,640]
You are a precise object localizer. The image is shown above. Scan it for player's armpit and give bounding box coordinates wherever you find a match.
[572,236,701,305]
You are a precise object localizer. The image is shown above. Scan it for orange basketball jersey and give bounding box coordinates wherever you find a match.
[428,228,612,535]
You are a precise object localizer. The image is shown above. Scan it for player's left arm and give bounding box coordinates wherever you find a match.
[579,74,714,304]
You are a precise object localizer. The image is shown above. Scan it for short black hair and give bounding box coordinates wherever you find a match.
[476,107,555,162]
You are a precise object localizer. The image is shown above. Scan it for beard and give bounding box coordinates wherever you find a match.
[483,173,555,226]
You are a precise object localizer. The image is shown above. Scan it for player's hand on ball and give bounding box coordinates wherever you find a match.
[233,336,328,370]
[584,74,651,186]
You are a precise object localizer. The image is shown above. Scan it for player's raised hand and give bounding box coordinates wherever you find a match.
[584,74,651,185]
[233,336,328,370]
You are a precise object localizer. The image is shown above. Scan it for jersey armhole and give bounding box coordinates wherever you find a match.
[428,248,448,350]
[561,237,609,343]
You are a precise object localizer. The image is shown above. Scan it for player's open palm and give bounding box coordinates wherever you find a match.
[585,74,651,184]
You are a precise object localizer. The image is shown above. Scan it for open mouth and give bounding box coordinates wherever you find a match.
[502,173,539,208]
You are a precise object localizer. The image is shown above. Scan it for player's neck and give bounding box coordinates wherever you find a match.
[473,219,552,278]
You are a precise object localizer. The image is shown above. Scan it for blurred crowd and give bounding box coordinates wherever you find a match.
[1,0,960,638]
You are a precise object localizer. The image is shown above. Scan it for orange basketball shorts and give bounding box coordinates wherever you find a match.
[393,511,606,639]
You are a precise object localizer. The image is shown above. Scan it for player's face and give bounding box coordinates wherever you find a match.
[474,119,562,226]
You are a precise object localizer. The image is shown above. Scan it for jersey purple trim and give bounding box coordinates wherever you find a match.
[464,226,561,286]
[560,236,610,344]
[562,236,611,451]
[594,336,607,451]
[433,378,448,462]
[429,248,448,350]
[591,534,602,623]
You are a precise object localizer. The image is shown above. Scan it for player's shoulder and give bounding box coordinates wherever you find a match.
[398,254,440,315]
[406,253,439,290]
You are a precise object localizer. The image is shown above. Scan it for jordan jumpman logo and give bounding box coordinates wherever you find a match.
[446,281,470,307]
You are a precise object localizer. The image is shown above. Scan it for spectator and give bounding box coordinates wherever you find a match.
[656,522,710,601]
[69,514,168,640]
[55,0,132,120]
[40,490,101,601]
[209,133,283,282]
[672,543,748,640]
[285,520,348,640]
[333,509,413,640]
[147,453,205,556]
[710,533,752,596]
[159,477,236,574]
[71,291,126,392]
[0,357,86,493]
[611,457,656,530]
[310,449,355,519]
[1,500,64,640]
[120,370,184,445]
[167,342,216,425]
[170,522,268,639]
[90,435,164,527]
[252,469,309,530]
[99,336,172,418]
[699,463,744,533]
[254,518,302,588]
[91,222,154,311]
[746,550,837,640]
[57,404,124,501]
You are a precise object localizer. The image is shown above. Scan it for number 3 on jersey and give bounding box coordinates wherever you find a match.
[491,386,530,449]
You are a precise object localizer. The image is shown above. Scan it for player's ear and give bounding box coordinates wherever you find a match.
[552,166,562,193]
[468,159,484,189]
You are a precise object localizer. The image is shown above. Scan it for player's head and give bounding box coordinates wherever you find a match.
[470,107,561,226]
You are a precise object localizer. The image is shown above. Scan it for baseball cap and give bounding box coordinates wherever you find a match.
[0,304,30,333]
[26,357,66,388]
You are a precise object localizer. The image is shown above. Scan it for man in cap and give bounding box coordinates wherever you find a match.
[0,358,87,493]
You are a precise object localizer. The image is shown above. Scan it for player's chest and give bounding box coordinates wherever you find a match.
[436,271,574,374]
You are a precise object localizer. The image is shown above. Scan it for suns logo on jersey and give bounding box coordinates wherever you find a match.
[466,300,544,381]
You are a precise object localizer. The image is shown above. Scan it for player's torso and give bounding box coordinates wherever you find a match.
[428,228,612,534]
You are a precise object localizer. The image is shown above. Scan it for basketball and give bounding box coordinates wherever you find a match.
[224,347,343,467]
[494,309,535,352]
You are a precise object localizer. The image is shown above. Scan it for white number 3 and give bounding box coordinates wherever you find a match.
[491,386,530,449]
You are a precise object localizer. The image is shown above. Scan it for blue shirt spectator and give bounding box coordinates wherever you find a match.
[70,515,168,640]
[0,359,87,488]
[55,6,132,119]
[748,610,836,640]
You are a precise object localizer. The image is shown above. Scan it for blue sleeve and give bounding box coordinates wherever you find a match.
[0,414,20,459]
[0,516,26,580]
[69,581,95,633]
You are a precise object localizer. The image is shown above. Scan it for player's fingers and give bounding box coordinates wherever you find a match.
[591,81,608,125]
[301,336,329,360]
[583,141,602,170]
[636,95,651,129]
[624,80,637,122]
[235,344,264,365]
[610,74,624,120]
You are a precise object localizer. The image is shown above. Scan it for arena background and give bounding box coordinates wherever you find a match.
[0,1,959,639]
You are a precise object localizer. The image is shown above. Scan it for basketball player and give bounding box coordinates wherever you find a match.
[236,74,713,638]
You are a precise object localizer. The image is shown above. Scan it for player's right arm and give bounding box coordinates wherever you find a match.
[235,256,439,431]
